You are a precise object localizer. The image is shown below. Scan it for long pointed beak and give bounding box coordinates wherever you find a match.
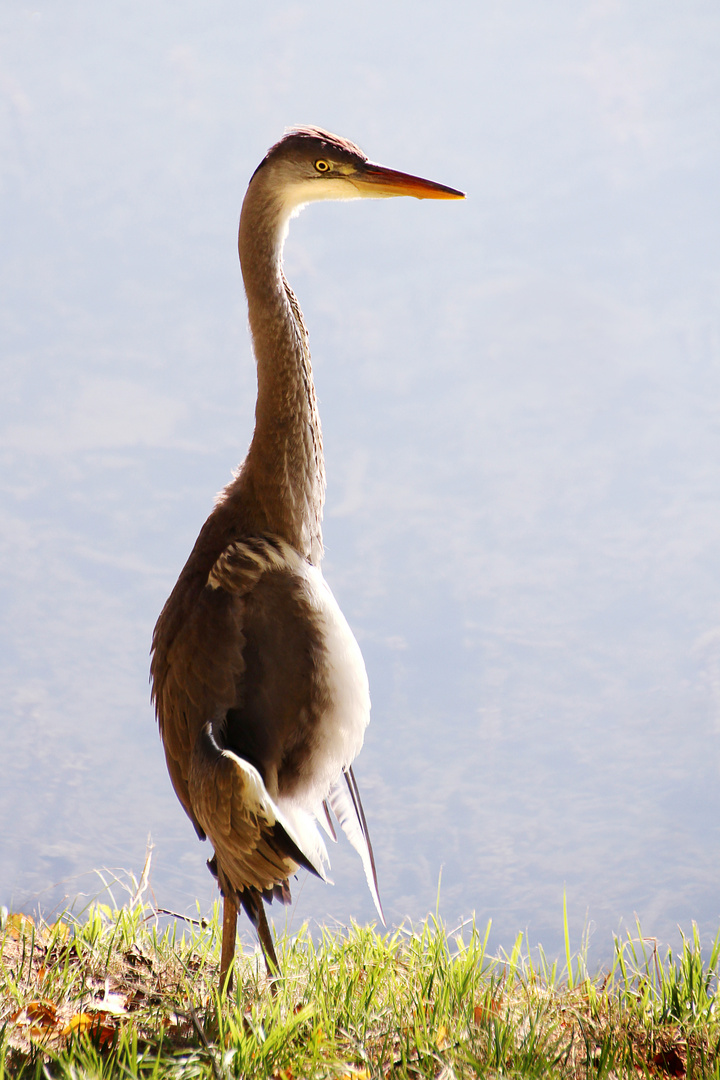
[354,161,465,200]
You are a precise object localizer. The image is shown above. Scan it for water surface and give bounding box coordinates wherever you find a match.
[1,0,719,964]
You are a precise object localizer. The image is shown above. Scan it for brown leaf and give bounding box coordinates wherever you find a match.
[473,995,503,1024]
[653,1045,685,1077]
[125,988,145,1011]
[62,1011,115,1046]
[6,914,36,940]
[11,1000,59,1031]
[26,1000,58,1026]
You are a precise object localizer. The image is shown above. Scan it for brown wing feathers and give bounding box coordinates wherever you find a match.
[153,532,327,904]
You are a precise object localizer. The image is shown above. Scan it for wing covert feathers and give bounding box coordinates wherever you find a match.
[207,535,302,593]
[189,723,329,901]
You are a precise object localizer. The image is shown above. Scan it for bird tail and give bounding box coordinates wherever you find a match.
[327,767,385,925]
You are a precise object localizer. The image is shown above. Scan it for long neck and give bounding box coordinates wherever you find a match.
[236,181,325,564]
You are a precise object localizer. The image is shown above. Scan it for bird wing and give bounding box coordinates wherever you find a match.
[152,533,299,839]
[153,533,338,897]
[327,767,385,925]
[152,574,247,841]
[153,531,378,907]
[189,721,329,899]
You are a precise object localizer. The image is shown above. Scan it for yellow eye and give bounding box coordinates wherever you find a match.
[314,159,331,173]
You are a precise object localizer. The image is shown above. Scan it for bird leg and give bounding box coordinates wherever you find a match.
[240,889,280,995]
[255,900,280,986]
[219,893,238,995]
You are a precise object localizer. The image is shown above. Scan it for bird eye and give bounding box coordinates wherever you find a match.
[314,159,331,173]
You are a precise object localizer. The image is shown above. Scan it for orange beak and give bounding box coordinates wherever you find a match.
[354,161,465,200]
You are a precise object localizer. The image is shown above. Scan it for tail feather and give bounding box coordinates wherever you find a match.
[327,766,385,925]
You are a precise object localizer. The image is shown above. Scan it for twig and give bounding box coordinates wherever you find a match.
[153,907,209,928]
[129,841,154,910]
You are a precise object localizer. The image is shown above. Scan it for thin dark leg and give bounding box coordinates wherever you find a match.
[255,900,280,981]
[239,889,281,995]
[219,894,238,995]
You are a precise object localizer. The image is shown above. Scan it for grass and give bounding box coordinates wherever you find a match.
[1,876,719,1078]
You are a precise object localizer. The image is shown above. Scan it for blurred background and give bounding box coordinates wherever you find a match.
[1,1,719,965]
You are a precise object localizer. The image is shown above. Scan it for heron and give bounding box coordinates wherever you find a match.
[150,126,464,991]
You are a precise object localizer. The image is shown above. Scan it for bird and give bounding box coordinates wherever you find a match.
[150,126,464,992]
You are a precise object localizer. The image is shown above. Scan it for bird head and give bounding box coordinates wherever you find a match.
[249,126,465,218]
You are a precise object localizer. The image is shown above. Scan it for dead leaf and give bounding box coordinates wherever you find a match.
[6,914,36,940]
[62,1013,94,1036]
[49,920,71,944]
[27,1000,57,1026]
[11,1000,58,1030]
[125,988,145,1011]
[473,995,503,1024]
[124,943,153,969]
[653,1045,685,1077]
[62,1011,115,1046]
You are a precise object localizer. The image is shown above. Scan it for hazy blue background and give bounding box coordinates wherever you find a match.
[2,1,719,965]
